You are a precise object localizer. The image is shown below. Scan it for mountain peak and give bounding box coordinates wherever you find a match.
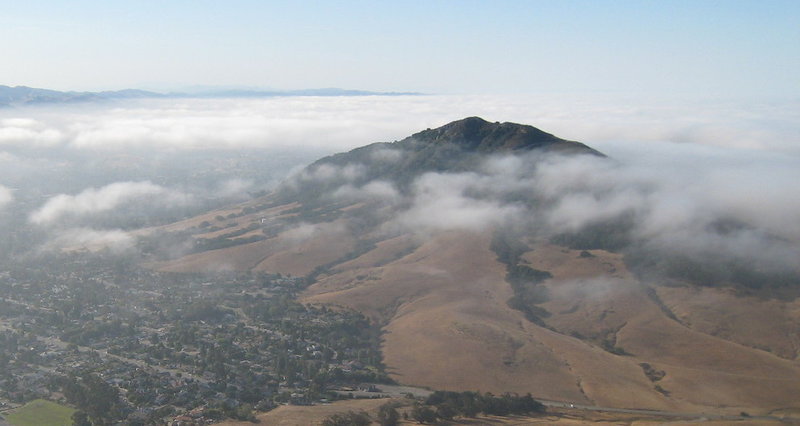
[286,118,603,200]
[410,117,600,155]
[437,116,492,137]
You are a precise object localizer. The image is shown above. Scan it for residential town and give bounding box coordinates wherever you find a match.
[0,252,390,424]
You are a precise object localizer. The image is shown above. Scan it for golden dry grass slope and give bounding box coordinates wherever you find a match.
[146,195,800,416]
[300,231,800,416]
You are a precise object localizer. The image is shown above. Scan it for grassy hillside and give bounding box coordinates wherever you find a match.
[300,231,800,415]
[145,195,800,415]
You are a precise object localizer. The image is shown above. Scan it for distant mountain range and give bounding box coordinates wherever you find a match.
[0,85,421,107]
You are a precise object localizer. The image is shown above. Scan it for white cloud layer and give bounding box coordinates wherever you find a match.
[332,180,400,202]
[0,118,63,147]
[395,172,524,232]
[0,94,796,155]
[30,181,175,225]
[215,178,254,198]
[44,227,135,253]
[0,94,797,269]
[0,184,12,208]
[399,148,800,273]
[300,143,798,275]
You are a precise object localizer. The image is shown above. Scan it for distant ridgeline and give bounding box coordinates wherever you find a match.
[0,84,420,107]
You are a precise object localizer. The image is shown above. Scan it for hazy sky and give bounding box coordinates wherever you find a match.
[2,0,798,97]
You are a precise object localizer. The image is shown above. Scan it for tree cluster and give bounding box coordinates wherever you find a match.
[321,410,372,426]
[58,372,126,425]
[422,390,545,420]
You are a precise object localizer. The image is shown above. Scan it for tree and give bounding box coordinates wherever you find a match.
[62,373,123,426]
[377,403,400,426]
[71,410,91,426]
[460,394,480,418]
[235,403,256,421]
[411,404,437,424]
[436,403,457,421]
[322,410,371,426]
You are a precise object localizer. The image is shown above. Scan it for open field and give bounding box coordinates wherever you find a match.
[216,398,394,426]
[4,400,74,426]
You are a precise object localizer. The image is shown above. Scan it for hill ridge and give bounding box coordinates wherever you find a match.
[284,117,602,200]
[0,84,420,107]
[409,116,599,154]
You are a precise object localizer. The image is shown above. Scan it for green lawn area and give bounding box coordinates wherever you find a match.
[5,399,75,426]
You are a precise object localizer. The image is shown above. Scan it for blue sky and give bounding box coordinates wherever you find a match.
[1,1,798,97]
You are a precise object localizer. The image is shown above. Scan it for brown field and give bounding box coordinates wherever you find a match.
[215,398,392,426]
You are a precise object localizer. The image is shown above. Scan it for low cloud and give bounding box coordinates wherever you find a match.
[0,94,795,156]
[304,163,365,182]
[369,148,404,163]
[394,172,524,233]
[282,221,347,244]
[215,178,254,198]
[0,117,63,147]
[350,144,800,275]
[0,184,12,208]
[43,227,135,253]
[29,181,181,225]
[530,147,800,275]
[284,163,368,194]
[332,180,400,202]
